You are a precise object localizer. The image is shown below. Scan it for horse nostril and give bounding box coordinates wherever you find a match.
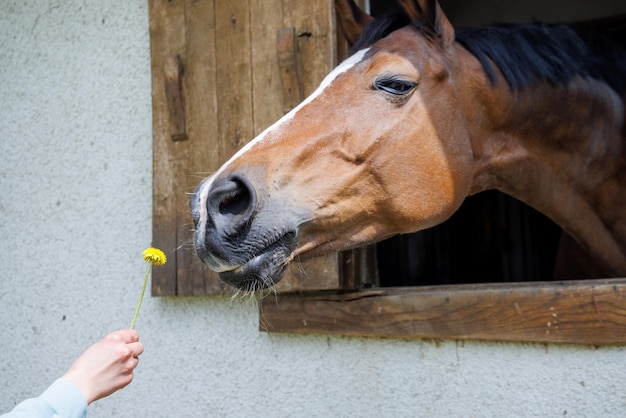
[207,174,257,235]
[218,186,250,216]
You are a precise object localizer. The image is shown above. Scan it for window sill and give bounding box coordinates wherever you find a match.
[259,278,626,345]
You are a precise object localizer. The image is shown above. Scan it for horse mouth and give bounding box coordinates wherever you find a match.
[217,232,297,291]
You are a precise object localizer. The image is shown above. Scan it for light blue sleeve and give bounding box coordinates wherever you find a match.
[1,378,87,418]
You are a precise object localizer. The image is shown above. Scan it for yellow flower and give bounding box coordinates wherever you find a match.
[130,247,167,329]
[142,247,167,266]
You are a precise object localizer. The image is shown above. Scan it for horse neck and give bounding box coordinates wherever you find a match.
[465,69,626,276]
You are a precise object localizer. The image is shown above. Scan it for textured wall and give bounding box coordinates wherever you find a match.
[1,1,625,417]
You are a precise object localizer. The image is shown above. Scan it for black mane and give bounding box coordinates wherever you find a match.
[352,12,626,93]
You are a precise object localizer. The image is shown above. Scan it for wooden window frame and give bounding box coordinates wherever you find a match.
[259,278,626,346]
[150,0,626,346]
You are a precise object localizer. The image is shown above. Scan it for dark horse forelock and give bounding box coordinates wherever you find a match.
[352,10,626,92]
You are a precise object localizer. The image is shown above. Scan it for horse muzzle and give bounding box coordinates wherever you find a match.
[190,171,300,291]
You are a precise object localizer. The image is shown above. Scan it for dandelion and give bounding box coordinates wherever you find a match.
[130,247,167,329]
[143,247,167,266]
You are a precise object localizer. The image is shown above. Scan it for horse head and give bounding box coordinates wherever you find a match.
[190,0,477,291]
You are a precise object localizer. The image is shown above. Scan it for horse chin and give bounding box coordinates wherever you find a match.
[216,232,296,291]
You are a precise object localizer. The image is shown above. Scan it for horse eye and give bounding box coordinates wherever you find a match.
[374,78,417,95]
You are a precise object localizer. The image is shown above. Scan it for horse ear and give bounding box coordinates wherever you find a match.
[398,0,455,48]
[334,0,373,45]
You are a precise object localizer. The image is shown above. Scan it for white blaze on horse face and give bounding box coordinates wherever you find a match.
[195,48,370,244]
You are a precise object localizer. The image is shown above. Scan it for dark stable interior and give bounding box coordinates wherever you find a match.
[377,191,562,286]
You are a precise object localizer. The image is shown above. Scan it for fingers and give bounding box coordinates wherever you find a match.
[108,329,140,344]
[104,330,144,362]
[127,341,145,358]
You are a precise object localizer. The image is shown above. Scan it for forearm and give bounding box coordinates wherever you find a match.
[1,378,87,418]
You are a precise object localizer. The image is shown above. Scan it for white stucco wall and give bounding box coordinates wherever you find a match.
[1,1,625,417]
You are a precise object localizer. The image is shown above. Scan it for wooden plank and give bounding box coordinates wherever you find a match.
[183,0,225,295]
[249,0,284,134]
[276,27,303,113]
[150,0,226,296]
[283,0,335,95]
[259,278,626,345]
[275,254,342,292]
[215,0,254,160]
[149,0,188,296]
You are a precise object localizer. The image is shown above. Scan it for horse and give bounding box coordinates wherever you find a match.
[190,0,626,292]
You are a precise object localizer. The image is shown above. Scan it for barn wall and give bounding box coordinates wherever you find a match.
[1,1,625,417]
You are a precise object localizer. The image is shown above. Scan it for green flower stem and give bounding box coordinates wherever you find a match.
[130,265,151,329]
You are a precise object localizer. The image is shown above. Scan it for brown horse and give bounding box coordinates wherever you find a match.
[191,0,626,291]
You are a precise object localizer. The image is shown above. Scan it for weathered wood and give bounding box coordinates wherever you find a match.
[275,254,342,292]
[182,0,224,295]
[215,1,254,160]
[149,0,187,296]
[249,0,284,134]
[150,0,225,296]
[276,27,303,112]
[150,0,345,295]
[163,54,187,141]
[283,0,335,96]
[260,278,626,345]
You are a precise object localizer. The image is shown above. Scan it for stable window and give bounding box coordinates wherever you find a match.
[149,0,347,296]
[150,0,626,345]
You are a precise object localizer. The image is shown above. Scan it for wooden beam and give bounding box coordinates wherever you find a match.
[259,278,626,345]
[183,0,225,296]
[149,0,188,296]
